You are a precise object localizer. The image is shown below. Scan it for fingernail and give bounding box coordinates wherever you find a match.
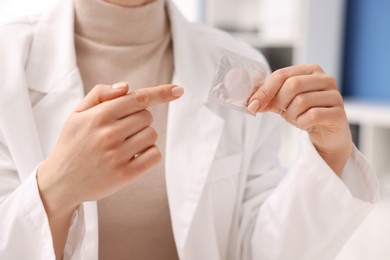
[112,82,128,89]
[247,99,260,113]
[171,85,184,97]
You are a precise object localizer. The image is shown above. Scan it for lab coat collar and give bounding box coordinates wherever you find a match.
[26,0,78,94]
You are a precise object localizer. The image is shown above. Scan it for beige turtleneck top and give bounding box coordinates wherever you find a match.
[73,0,178,259]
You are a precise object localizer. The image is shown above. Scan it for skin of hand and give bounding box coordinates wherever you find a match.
[247,64,352,177]
[36,82,184,259]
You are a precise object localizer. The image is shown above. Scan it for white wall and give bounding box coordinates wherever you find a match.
[295,0,347,86]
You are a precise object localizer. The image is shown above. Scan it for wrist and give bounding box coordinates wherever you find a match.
[36,160,79,220]
[315,143,353,177]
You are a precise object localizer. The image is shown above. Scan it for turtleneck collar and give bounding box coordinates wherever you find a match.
[74,0,169,46]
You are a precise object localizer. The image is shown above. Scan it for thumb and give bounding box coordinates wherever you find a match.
[74,82,129,112]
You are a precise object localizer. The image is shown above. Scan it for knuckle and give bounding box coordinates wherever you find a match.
[286,77,300,93]
[310,64,323,73]
[142,109,154,125]
[150,146,162,161]
[92,84,109,96]
[273,69,287,82]
[94,84,106,92]
[295,95,307,107]
[145,127,158,142]
[333,90,344,104]
[134,92,150,107]
[92,107,111,126]
[308,109,320,122]
[324,75,337,89]
[100,128,118,146]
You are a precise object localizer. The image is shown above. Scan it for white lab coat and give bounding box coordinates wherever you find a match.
[0,0,379,259]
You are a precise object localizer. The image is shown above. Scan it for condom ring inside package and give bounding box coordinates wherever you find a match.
[209,49,268,115]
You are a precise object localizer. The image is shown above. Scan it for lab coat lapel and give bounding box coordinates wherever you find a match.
[23,2,98,258]
[165,1,225,255]
[0,74,43,181]
[26,0,78,94]
[1,0,79,181]
[24,0,84,157]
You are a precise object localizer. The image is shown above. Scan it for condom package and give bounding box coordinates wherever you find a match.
[209,49,268,115]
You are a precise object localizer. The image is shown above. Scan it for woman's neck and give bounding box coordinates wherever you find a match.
[74,0,168,46]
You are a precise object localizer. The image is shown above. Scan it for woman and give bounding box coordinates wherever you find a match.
[0,0,379,259]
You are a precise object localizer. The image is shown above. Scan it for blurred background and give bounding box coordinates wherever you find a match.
[1,0,389,259]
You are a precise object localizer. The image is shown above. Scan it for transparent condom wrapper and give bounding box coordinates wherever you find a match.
[209,49,268,115]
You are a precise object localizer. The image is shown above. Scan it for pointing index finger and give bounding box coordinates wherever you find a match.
[107,84,184,118]
[130,84,184,107]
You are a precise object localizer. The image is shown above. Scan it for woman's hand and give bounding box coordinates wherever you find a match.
[37,82,183,259]
[38,83,183,215]
[247,64,352,176]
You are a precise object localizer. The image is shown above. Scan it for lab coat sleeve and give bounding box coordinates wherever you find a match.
[248,124,379,260]
[0,143,85,260]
